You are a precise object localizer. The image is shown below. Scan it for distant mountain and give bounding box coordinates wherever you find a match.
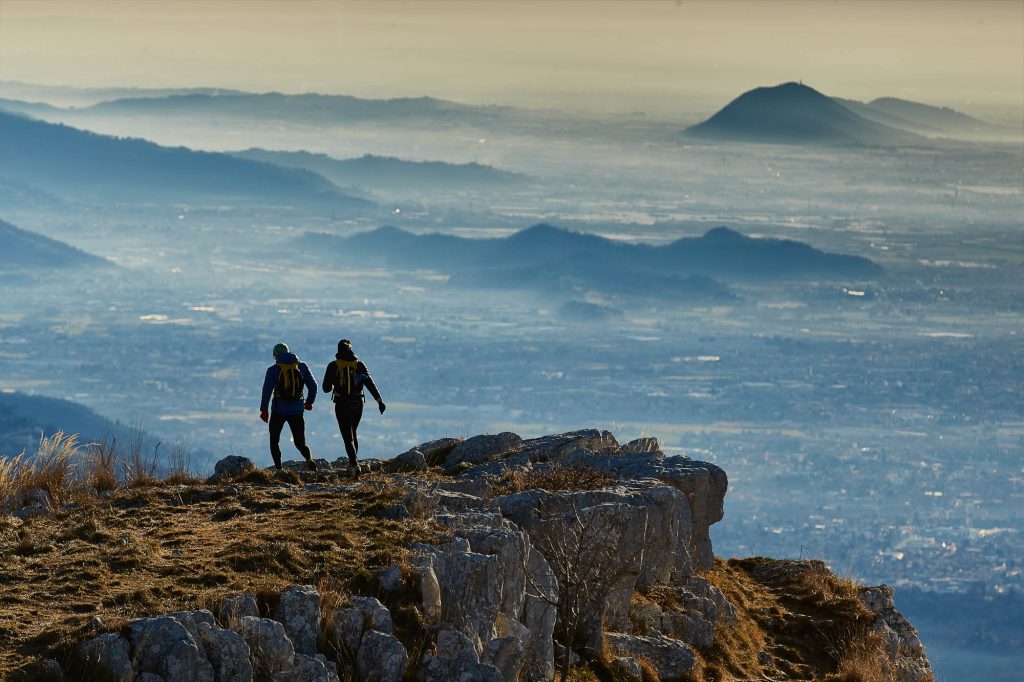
[0,97,64,118]
[0,110,374,208]
[299,223,880,301]
[0,393,123,458]
[684,82,920,146]
[231,150,530,193]
[866,97,1008,138]
[79,92,510,128]
[0,218,107,269]
[0,80,247,107]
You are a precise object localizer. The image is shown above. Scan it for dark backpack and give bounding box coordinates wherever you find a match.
[273,362,304,400]
[334,359,361,398]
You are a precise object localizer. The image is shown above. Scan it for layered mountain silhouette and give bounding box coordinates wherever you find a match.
[0,218,107,269]
[0,111,373,208]
[299,223,880,301]
[685,82,921,146]
[0,393,121,459]
[231,150,530,194]
[861,97,1008,138]
[77,92,509,128]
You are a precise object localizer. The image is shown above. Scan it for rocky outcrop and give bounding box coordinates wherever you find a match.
[861,585,934,682]
[68,429,932,682]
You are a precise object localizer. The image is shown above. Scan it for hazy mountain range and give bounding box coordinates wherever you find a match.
[0,110,373,208]
[0,218,107,269]
[298,223,880,301]
[0,392,124,459]
[231,150,530,194]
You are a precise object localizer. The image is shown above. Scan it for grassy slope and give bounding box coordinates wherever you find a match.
[0,474,440,680]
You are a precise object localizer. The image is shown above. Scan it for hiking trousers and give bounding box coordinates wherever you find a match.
[334,397,364,466]
[268,412,311,468]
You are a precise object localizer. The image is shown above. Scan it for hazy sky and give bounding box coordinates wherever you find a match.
[1,0,1021,118]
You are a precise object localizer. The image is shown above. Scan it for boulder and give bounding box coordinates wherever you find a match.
[860,585,934,682]
[523,547,558,682]
[234,616,295,676]
[79,632,133,682]
[421,545,503,647]
[620,437,660,454]
[284,653,336,682]
[609,656,644,682]
[411,436,463,466]
[520,429,618,461]
[604,632,697,681]
[376,565,405,594]
[356,630,408,682]
[481,635,525,681]
[420,629,503,682]
[196,621,254,682]
[276,585,321,656]
[127,616,215,682]
[442,432,523,469]
[213,455,256,479]
[386,448,427,473]
[217,594,261,627]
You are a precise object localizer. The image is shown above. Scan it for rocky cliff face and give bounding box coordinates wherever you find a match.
[12,429,931,681]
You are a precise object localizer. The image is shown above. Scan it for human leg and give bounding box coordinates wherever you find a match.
[268,413,286,469]
[285,414,315,470]
[334,398,364,467]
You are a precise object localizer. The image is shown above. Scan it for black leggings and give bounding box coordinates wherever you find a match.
[334,398,364,466]
[268,413,311,468]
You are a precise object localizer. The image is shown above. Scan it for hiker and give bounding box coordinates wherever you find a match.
[259,342,318,471]
[322,339,385,478]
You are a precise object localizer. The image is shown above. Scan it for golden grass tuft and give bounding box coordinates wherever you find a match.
[489,461,617,496]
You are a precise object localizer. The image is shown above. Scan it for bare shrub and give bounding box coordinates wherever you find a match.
[491,461,616,496]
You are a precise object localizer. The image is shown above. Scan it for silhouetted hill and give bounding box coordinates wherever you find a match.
[867,97,1007,137]
[0,393,123,458]
[231,149,530,193]
[81,92,510,127]
[0,111,374,208]
[0,218,107,269]
[685,82,921,146]
[299,224,880,301]
[0,80,247,107]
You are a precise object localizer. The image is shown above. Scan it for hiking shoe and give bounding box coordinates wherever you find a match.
[306,458,318,472]
[350,465,359,480]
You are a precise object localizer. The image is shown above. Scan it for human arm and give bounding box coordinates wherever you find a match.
[300,363,317,407]
[358,362,385,412]
[321,361,335,395]
[260,366,277,414]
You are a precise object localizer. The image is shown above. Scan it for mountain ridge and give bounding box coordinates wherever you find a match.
[684,82,922,146]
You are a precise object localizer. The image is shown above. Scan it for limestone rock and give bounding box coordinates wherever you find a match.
[860,585,934,682]
[234,616,295,676]
[520,429,618,460]
[523,547,558,682]
[620,436,660,454]
[218,593,261,627]
[196,621,254,682]
[282,653,336,682]
[412,437,463,466]
[386,448,427,473]
[608,656,644,682]
[213,455,256,479]
[443,432,523,469]
[80,632,133,682]
[604,632,697,681]
[127,616,215,682]
[420,629,503,682]
[481,635,525,681]
[276,584,321,656]
[356,630,408,682]
[376,565,405,594]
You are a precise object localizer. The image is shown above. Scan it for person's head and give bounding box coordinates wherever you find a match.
[338,339,352,353]
[272,342,289,359]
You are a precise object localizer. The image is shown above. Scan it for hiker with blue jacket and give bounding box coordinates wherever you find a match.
[322,339,385,479]
[260,342,318,471]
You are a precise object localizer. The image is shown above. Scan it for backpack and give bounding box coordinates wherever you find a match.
[334,359,361,398]
[273,362,304,400]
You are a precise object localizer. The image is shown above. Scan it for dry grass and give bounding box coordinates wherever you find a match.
[489,461,617,495]
[695,557,879,682]
[0,475,442,679]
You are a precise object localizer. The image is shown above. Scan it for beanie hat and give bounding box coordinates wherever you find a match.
[338,339,352,353]
[273,342,289,358]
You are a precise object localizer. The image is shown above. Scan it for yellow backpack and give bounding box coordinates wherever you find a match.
[334,359,360,398]
[273,362,304,400]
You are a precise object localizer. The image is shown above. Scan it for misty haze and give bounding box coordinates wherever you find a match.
[0,2,1021,681]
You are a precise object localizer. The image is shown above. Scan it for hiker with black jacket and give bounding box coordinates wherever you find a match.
[260,342,318,471]
[322,339,385,478]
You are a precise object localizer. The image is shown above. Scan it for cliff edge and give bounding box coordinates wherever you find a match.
[0,429,932,681]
